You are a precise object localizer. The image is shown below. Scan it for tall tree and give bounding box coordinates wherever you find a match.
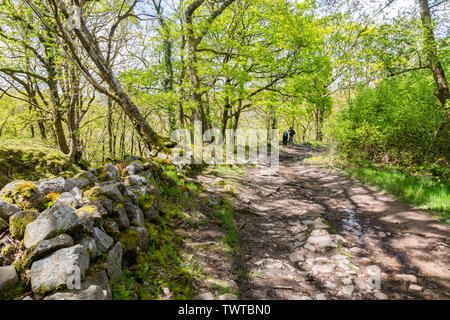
[418,0,450,122]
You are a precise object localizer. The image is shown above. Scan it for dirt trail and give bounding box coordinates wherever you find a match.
[215,144,450,300]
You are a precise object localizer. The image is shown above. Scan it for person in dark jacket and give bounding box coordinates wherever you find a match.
[289,127,296,145]
[282,130,289,146]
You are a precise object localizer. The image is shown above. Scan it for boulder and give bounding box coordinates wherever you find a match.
[409,284,423,293]
[37,177,66,194]
[24,205,84,248]
[93,227,113,253]
[73,171,97,184]
[64,177,90,192]
[100,183,124,203]
[0,180,46,210]
[69,187,83,202]
[86,200,109,217]
[124,174,147,186]
[130,208,145,227]
[80,236,100,258]
[103,220,119,236]
[139,170,153,180]
[44,270,111,300]
[113,205,129,229]
[0,265,18,290]
[75,205,102,231]
[0,200,20,220]
[130,226,149,252]
[394,274,417,283]
[98,197,113,214]
[105,241,122,281]
[44,283,109,300]
[341,285,354,296]
[30,244,89,294]
[0,244,13,266]
[22,234,74,267]
[126,161,144,175]
[55,190,80,208]
[129,185,150,196]
[102,163,118,181]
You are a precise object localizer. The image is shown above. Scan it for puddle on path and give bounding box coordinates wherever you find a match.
[341,208,374,242]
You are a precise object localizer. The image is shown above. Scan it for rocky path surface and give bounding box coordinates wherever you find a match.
[219,144,450,300]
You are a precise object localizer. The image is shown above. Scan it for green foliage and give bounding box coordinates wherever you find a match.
[327,71,449,181]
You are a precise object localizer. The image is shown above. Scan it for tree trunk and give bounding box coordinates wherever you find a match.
[418,0,450,122]
[107,98,114,157]
[315,106,323,142]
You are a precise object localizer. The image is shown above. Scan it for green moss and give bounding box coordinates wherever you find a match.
[77,205,99,215]
[97,172,110,182]
[0,216,8,227]
[104,219,120,237]
[9,211,37,239]
[84,186,102,199]
[1,243,12,257]
[0,281,25,300]
[85,257,107,279]
[0,139,80,187]
[13,257,28,274]
[118,228,141,251]
[0,181,45,210]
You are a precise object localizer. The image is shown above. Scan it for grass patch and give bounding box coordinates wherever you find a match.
[345,167,450,221]
[215,198,239,250]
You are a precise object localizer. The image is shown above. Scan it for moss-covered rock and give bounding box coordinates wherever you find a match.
[84,186,102,199]
[0,181,46,210]
[9,210,39,239]
[118,228,141,252]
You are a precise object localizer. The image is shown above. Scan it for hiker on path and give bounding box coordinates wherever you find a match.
[282,130,289,146]
[289,127,296,145]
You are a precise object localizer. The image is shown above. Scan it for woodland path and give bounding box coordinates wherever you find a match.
[194,144,449,300]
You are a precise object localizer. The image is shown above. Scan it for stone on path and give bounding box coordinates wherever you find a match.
[306,234,336,248]
[408,284,423,293]
[315,293,328,300]
[394,274,417,283]
[195,292,214,300]
[289,251,305,263]
[374,291,388,300]
[341,285,354,296]
[217,293,237,300]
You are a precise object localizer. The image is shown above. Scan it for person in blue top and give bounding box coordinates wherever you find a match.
[282,130,289,146]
